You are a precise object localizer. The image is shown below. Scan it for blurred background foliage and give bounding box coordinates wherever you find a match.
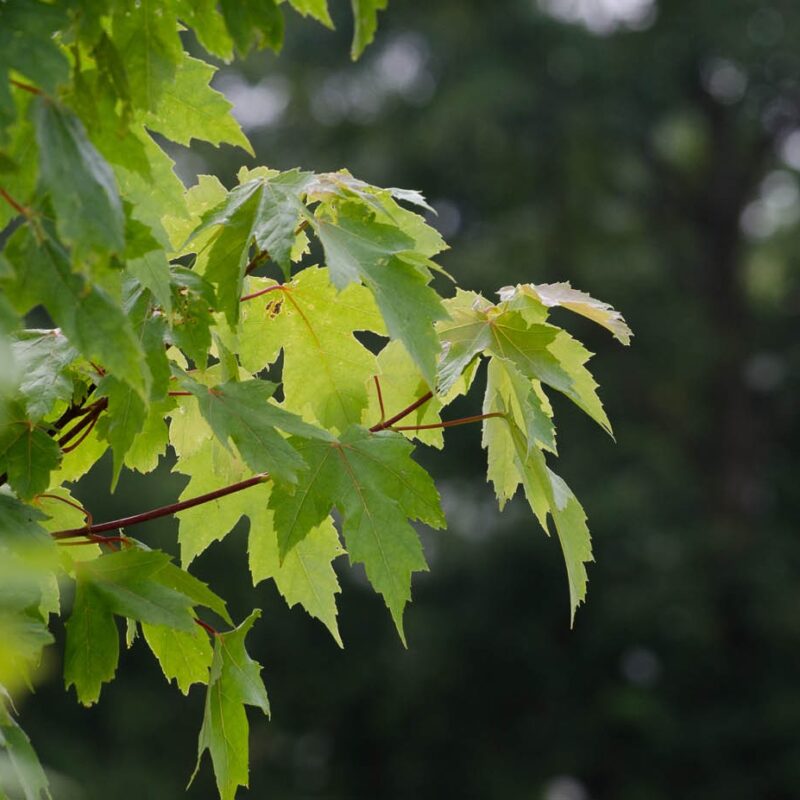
[16,0,800,798]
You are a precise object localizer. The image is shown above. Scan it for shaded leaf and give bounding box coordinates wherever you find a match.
[34,100,124,256]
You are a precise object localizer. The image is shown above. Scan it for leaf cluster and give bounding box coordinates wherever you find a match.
[0,2,629,798]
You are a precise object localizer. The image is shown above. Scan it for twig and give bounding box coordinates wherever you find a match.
[370,391,434,432]
[389,412,505,432]
[50,473,271,539]
[0,187,30,217]
[373,376,386,422]
[9,79,41,95]
[240,284,284,302]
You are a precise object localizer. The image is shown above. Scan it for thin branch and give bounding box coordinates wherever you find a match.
[195,618,218,637]
[244,250,270,276]
[50,472,271,539]
[57,398,108,451]
[389,412,505,432]
[240,284,284,303]
[370,391,433,432]
[373,376,386,422]
[0,187,30,217]
[9,79,41,95]
[37,493,93,530]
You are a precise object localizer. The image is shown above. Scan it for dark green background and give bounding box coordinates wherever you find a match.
[21,0,800,797]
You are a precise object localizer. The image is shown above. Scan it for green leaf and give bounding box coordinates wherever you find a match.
[270,426,444,641]
[485,357,556,455]
[0,695,52,800]
[184,377,330,484]
[111,122,189,240]
[288,0,333,28]
[437,291,494,394]
[78,549,197,631]
[350,0,388,59]
[193,611,269,800]
[546,469,593,625]
[95,376,147,490]
[188,173,310,322]
[0,611,54,694]
[146,56,253,154]
[155,562,233,625]
[499,282,633,345]
[316,203,447,387]
[174,0,234,61]
[240,268,384,431]
[219,0,284,55]
[0,406,61,500]
[0,92,38,228]
[125,217,173,313]
[64,581,119,706]
[9,330,80,421]
[142,622,213,695]
[124,396,174,474]
[167,267,216,369]
[248,494,344,645]
[112,0,183,112]
[438,295,611,433]
[2,228,150,398]
[0,1,68,126]
[173,429,259,564]
[34,99,125,257]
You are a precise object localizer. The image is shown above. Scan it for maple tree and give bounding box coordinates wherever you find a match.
[0,2,631,798]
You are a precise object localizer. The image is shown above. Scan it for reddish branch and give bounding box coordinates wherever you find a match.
[369,391,434,432]
[389,412,505,432]
[195,618,218,637]
[9,79,41,95]
[0,187,30,217]
[57,398,108,453]
[244,250,270,276]
[373,376,386,422]
[240,284,284,302]
[51,473,271,539]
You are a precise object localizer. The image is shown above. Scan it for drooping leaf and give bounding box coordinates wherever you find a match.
[2,228,150,398]
[270,426,443,640]
[95,376,147,490]
[10,329,81,422]
[34,100,125,257]
[77,548,197,631]
[350,0,388,59]
[0,693,52,800]
[0,1,68,128]
[193,611,269,800]
[64,581,119,706]
[219,0,284,55]
[112,0,183,113]
[288,0,333,28]
[0,404,61,500]
[142,622,213,695]
[248,493,344,645]
[173,432,256,566]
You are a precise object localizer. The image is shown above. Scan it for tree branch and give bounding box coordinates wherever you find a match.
[50,472,271,539]
[389,412,504,432]
[0,186,31,217]
[369,391,433,432]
